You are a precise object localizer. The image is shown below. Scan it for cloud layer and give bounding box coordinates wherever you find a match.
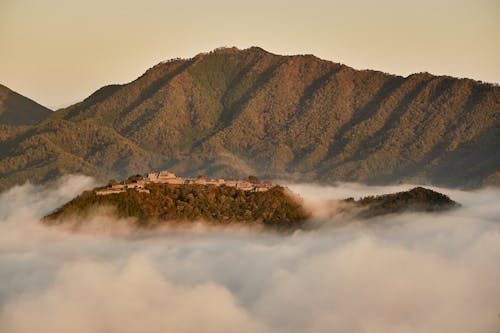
[0,177,499,333]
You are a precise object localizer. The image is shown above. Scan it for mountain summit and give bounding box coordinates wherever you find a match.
[0,47,499,190]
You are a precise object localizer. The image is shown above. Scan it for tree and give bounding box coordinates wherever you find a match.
[248,175,260,184]
[128,174,143,182]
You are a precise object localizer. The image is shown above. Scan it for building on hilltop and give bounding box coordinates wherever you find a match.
[194,178,206,185]
[159,171,176,179]
[96,188,125,195]
[148,172,159,182]
[236,181,253,191]
[205,178,225,186]
[96,169,273,196]
[164,177,185,185]
[148,170,185,184]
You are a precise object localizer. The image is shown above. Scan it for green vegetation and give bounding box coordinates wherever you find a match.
[345,187,459,218]
[44,183,311,229]
[1,47,499,191]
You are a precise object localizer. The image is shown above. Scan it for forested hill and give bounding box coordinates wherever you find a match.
[1,47,499,191]
[344,186,459,218]
[44,183,311,229]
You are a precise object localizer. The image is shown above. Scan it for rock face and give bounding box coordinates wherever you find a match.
[344,187,460,218]
[1,47,499,191]
[43,182,311,229]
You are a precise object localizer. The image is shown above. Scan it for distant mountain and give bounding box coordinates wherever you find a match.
[0,84,52,126]
[0,47,499,191]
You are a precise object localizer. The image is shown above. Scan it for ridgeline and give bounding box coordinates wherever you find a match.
[1,47,499,191]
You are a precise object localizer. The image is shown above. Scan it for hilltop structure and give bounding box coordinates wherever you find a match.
[96,170,273,196]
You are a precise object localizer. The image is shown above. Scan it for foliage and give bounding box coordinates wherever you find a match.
[127,174,143,182]
[44,183,311,229]
[345,186,459,218]
[1,47,499,191]
[247,175,260,184]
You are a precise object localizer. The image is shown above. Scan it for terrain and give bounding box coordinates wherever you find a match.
[344,186,459,218]
[2,178,498,333]
[0,84,52,126]
[44,182,310,229]
[43,173,458,229]
[1,47,499,191]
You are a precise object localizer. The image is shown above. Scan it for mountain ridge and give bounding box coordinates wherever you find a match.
[0,47,498,191]
[0,84,52,126]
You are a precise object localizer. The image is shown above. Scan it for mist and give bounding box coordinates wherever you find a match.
[0,176,499,333]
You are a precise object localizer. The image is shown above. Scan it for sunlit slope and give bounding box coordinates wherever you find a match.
[1,47,498,190]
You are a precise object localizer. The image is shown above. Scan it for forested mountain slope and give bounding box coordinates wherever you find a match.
[0,84,52,126]
[1,47,498,191]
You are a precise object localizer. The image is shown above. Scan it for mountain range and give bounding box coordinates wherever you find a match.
[0,47,499,191]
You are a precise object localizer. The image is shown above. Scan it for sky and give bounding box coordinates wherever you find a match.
[0,0,499,109]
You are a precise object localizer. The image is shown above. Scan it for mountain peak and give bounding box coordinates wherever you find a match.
[0,48,498,191]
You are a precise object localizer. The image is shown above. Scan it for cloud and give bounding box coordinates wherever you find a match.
[0,256,263,333]
[0,174,95,222]
[0,177,499,333]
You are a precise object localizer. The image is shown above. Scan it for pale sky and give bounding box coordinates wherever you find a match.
[1,0,499,109]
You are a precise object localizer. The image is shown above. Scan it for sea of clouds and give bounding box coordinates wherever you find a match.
[0,176,499,333]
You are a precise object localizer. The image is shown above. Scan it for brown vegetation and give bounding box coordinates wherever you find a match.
[344,187,459,218]
[1,47,499,191]
[44,183,311,230]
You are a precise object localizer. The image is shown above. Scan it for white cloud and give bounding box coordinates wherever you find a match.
[0,177,499,333]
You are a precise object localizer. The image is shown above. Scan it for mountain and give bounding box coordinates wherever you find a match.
[1,47,499,191]
[0,84,52,126]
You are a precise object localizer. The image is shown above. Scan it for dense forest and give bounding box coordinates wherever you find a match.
[344,186,459,218]
[1,47,499,191]
[44,183,311,229]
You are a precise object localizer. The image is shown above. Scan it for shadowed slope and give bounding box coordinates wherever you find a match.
[0,84,52,126]
[0,47,498,191]
[345,186,459,218]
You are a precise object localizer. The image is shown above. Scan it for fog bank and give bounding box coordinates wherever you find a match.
[0,177,499,333]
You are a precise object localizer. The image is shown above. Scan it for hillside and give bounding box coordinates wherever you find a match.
[44,182,310,229]
[344,187,459,218]
[1,47,499,191]
[0,84,52,126]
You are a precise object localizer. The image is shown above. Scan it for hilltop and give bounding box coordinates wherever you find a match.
[1,47,499,191]
[344,187,459,218]
[43,172,460,229]
[43,172,310,229]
